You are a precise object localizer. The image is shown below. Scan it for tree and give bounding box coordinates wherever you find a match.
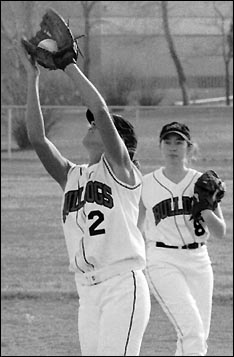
[117,1,190,105]
[1,1,44,105]
[161,1,189,105]
[213,1,233,105]
[80,1,99,78]
[1,1,69,149]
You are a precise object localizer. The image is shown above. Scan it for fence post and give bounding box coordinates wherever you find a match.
[7,108,12,160]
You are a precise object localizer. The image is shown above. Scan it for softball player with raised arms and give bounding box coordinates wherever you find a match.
[19,45,151,355]
[138,122,226,356]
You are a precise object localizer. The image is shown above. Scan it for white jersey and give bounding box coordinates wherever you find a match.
[61,154,146,277]
[141,167,210,246]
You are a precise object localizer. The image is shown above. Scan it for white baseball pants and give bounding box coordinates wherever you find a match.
[146,245,213,356]
[76,270,151,356]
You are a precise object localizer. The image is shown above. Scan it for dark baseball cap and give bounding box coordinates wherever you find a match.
[160,122,192,143]
[86,109,137,155]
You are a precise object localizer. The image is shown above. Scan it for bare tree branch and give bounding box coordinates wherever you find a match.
[212,1,233,105]
[161,1,189,105]
[79,1,99,78]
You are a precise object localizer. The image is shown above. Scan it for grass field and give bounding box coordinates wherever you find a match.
[1,106,233,356]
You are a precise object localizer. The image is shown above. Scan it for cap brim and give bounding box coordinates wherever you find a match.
[160,130,191,143]
[86,109,95,123]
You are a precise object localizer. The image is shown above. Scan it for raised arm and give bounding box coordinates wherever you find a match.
[64,63,134,183]
[19,7,135,185]
[19,44,72,190]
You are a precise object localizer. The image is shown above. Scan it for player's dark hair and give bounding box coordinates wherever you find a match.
[112,114,137,154]
[86,109,140,168]
[132,158,141,170]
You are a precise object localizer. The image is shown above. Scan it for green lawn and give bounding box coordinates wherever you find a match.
[1,106,233,356]
[1,106,233,299]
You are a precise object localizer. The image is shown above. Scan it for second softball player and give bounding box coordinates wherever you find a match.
[138,122,226,356]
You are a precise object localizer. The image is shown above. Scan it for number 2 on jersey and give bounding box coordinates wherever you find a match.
[88,210,105,236]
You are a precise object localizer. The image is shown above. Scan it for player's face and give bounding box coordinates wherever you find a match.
[82,121,104,151]
[161,134,189,163]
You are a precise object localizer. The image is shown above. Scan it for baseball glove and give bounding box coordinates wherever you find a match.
[21,8,84,70]
[190,170,226,222]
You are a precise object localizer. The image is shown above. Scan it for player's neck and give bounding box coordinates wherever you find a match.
[163,164,189,183]
[88,151,102,166]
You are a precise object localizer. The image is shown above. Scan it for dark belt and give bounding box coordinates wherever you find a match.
[155,242,205,250]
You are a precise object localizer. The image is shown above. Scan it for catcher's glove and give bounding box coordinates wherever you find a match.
[21,8,84,70]
[190,170,226,222]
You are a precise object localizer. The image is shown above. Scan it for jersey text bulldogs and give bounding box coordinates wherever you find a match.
[153,196,191,225]
[63,180,113,222]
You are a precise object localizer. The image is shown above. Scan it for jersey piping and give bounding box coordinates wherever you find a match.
[124,271,137,355]
[103,156,141,190]
[152,172,186,246]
